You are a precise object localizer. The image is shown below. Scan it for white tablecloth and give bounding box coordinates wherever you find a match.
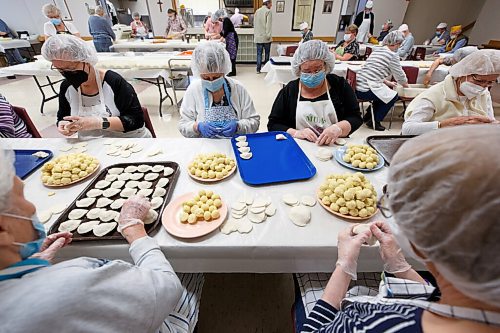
[262,60,449,86]
[1,137,424,273]
[111,39,199,52]
[0,39,31,53]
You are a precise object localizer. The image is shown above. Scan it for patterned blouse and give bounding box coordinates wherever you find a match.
[165,16,187,35]
[0,94,31,138]
[338,40,360,60]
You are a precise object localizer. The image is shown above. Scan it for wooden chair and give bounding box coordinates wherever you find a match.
[285,45,298,57]
[346,68,375,130]
[411,47,426,61]
[388,66,420,129]
[362,46,372,60]
[12,106,42,138]
[141,107,157,138]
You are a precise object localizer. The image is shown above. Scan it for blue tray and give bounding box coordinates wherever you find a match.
[334,146,384,172]
[231,132,316,185]
[14,150,53,180]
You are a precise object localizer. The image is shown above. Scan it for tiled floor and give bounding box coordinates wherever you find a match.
[0,64,405,333]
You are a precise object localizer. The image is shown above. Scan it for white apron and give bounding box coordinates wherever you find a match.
[357,14,371,43]
[367,81,397,104]
[77,69,150,139]
[295,81,338,134]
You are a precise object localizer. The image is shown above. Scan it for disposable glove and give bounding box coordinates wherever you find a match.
[198,121,218,138]
[32,231,72,262]
[118,196,151,234]
[370,221,412,274]
[336,224,371,280]
[220,120,238,137]
[292,128,318,143]
[317,124,342,146]
[57,120,77,136]
[63,116,103,132]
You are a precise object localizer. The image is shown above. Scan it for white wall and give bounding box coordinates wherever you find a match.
[468,0,500,45]
[120,0,150,15]
[272,0,342,37]
[371,0,408,37]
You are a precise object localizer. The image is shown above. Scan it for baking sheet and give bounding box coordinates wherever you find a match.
[48,161,179,241]
[230,132,316,185]
[13,149,53,180]
[366,135,416,165]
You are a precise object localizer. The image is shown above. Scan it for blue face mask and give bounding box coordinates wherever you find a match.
[51,18,62,25]
[300,70,326,88]
[3,213,46,260]
[202,76,225,92]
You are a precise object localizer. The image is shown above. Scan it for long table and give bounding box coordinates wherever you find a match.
[262,59,449,86]
[111,39,200,52]
[1,137,424,273]
[0,38,31,53]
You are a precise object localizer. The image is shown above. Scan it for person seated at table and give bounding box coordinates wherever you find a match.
[377,19,393,42]
[42,34,151,138]
[423,46,477,86]
[295,125,500,333]
[355,31,408,131]
[268,40,362,145]
[333,24,360,61]
[397,24,414,60]
[0,94,31,138]
[0,18,26,65]
[437,25,468,55]
[212,9,239,77]
[42,3,80,38]
[402,49,499,135]
[0,147,204,333]
[425,22,450,46]
[204,15,222,40]
[179,42,259,138]
[88,5,116,53]
[130,12,148,38]
[165,9,187,39]
[299,22,313,43]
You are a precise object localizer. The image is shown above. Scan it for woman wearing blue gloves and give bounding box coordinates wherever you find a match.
[178,42,260,138]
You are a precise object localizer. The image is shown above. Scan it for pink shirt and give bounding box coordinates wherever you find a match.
[204,17,222,37]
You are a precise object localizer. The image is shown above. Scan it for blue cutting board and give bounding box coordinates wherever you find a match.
[14,150,53,180]
[231,132,316,185]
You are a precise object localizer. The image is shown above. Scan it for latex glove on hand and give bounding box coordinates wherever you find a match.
[440,116,492,128]
[118,195,151,235]
[370,221,411,274]
[336,225,372,280]
[220,120,238,137]
[197,121,218,138]
[32,231,72,262]
[63,116,102,132]
[423,74,432,86]
[292,128,318,143]
[57,120,77,136]
[317,124,342,146]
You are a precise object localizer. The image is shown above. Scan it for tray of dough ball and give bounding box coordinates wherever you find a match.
[396,84,428,98]
[230,131,316,185]
[48,162,179,241]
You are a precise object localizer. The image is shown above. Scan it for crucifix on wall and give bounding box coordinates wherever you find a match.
[157,0,164,12]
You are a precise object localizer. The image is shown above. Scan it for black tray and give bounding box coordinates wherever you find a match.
[366,135,416,166]
[48,161,180,241]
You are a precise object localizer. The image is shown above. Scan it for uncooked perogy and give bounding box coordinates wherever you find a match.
[117,173,132,181]
[150,197,164,209]
[144,209,158,224]
[156,178,170,188]
[137,188,153,197]
[138,164,152,173]
[110,198,126,210]
[129,173,144,181]
[120,188,137,198]
[240,152,252,160]
[163,167,174,176]
[95,180,111,189]
[125,180,139,189]
[110,180,126,189]
[152,165,164,173]
[124,165,138,173]
[275,134,287,140]
[76,197,96,208]
[102,188,120,198]
[86,189,103,198]
[86,208,104,220]
[99,210,117,222]
[138,181,152,190]
[96,197,113,208]
[352,224,377,246]
[68,209,88,220]
[105,174,118,182]
[238,147,250,153]
[93,222,117,237]
[144,173,159,181]
[152,187,166,198]
[236,141,249,148]
[108,168,124,175]
[58,219,81,232]
[77,220,100,234]
[235,135,247,142]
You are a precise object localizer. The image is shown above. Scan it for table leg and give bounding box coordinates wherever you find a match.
[32,76,63,114]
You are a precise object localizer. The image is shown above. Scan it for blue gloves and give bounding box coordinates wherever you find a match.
[198,122,218,138]
[220,120,238,137]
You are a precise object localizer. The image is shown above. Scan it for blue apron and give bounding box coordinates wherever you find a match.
[203,80,238,137]
[0,258,50,281]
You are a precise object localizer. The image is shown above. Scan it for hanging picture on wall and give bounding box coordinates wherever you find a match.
[322,1,333,14]
[292,0,315,31]
[276,1,285,13]
[52,0,73,21]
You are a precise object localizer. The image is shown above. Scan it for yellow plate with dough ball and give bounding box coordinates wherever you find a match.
[41,153,100,188]
[187,152,237,183]
[317,173,379,221]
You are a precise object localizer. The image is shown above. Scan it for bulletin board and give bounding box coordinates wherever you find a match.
[53,0,73,21]
[292,0,315,31]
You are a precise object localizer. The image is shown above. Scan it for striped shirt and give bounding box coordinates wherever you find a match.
[301,299,423,332]
[0,94,31,138]
[356,46,407,92]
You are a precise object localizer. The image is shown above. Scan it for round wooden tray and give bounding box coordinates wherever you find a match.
[187,165,237,183]
[317,193,378,221]
[42,164,100,188]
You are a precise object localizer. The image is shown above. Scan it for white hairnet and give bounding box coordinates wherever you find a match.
[191,42,232,77]
[41,34,98,66]
[451,46,478,63]
[382,30,405,46]
[365,1,373,8]
[212,9,227,21]
[388,125,500,307]
[235,8,240,14]
[42,3,60,18]
[449,49,500,78]
[299,22,309,30]
[436,22,447,29]
[0,148,15,214]
[291,40,335,77]
[398,24,408,32]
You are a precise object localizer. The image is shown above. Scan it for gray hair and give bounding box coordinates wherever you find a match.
[95,5,105,16]
[42,3,60,18]
[132,12,141,19]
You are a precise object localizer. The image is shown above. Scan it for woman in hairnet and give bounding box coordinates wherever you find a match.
[212,9,239,76]
[403,49,499,135]
[178,42,259,138]
[295,125,500,332]
[0,147,204,333]
[42,3,80,37]
[268,40,362,146]
[422,46,477,85]
[130,12,148,38]
[42,34,151,138]
[355,31,409,131]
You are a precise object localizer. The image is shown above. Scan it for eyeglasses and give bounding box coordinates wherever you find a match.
[50,63,85,73]
[376,184,392,218]
[471,74,497,86]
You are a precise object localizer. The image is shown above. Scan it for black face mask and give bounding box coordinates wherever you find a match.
[61,64,89,89]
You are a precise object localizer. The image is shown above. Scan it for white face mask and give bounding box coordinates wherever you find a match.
[343,33,352,42]
[460,80,486,99]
